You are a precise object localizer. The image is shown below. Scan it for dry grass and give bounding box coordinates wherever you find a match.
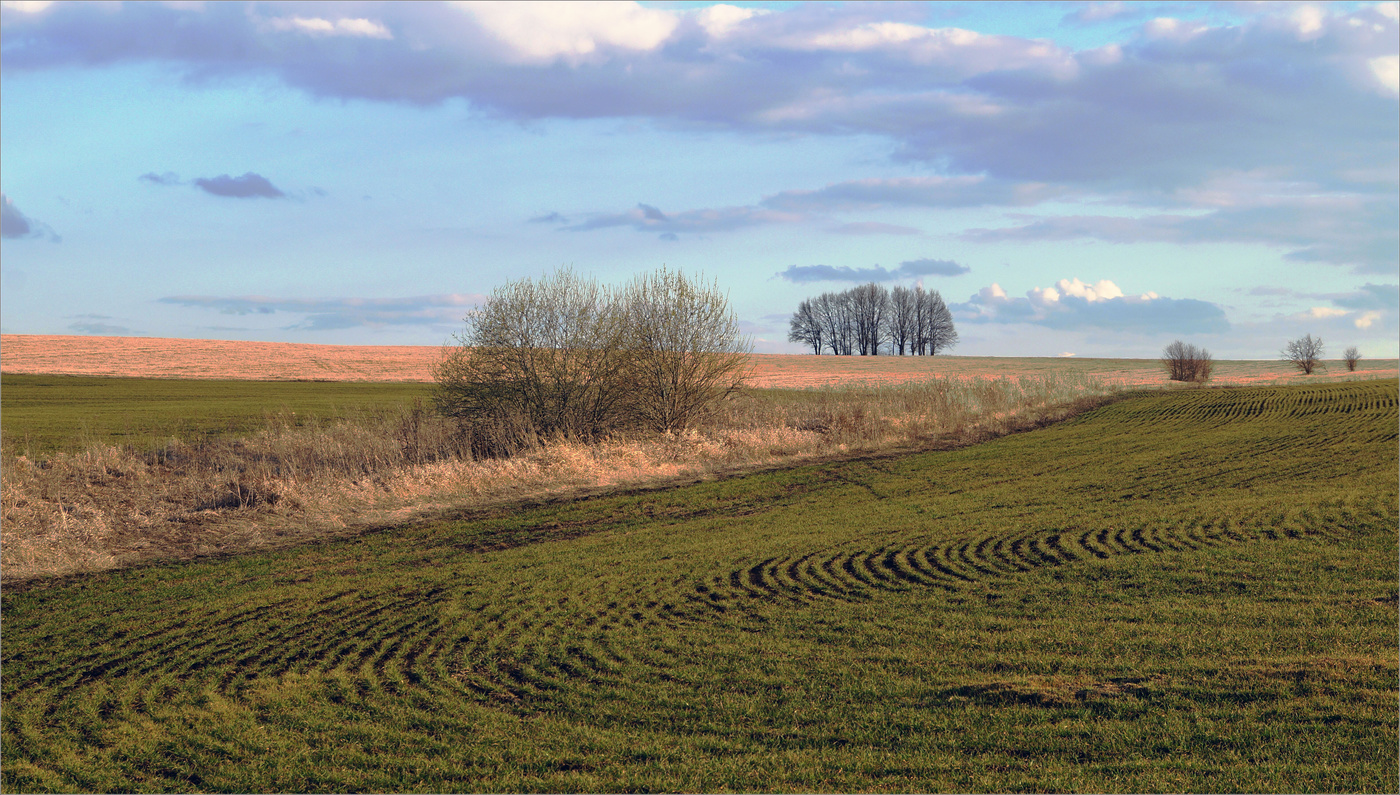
[2,373,1114,585]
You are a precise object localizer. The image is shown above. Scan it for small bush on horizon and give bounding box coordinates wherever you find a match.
[1161,340,1214,383]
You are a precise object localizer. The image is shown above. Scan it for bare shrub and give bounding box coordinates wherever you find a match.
[1343,346,1360,372]
[433,269,631,448]
[1160,340,1214,383]
[619,268,751,433]
[435,267,750,440]
[1282,334,1325,375]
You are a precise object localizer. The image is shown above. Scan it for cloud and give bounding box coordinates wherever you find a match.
[566,203,800,234]
[777,258,969,283]
[899,258,971,277]
[192,172,285,199]
[528,211,568,224]
[761,176,1069,212]
[961,197,1400,274]
[3,1,1395,268]
[139,171,183,186]
[954,278,1229,334]
[66,314,130,335]
[830,221,921,235]
[159,293,485,331]
[266,16,392,40]
[1,193,58,240]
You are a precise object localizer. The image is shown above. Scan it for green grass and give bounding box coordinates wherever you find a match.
[2,380,1396,792]
[0,374,432,454]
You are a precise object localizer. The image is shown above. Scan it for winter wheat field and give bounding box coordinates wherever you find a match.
[1,335,1396,793]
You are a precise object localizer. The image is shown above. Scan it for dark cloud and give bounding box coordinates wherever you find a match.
[1328,283,1400,312]
[762,176,1070,212]
[658,232,679,242]
[139,171,183,186]
[159,293,485,331]
[899,258,971,277]
[566,203,798,234]
[954,280,1230,334]
[67,314,131,335]
[830,222,920,236]
[528,211,567,224]
[193,172,285,199]
[1,193,58,240]
[3,1,1394,266]
[961,198,1400,274]
[778,258,970,283]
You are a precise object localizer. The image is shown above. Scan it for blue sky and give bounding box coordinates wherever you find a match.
[2,0,1396,358]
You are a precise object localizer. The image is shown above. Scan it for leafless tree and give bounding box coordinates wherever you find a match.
[434,268,631,447]
[1343,346,1361,372]
[888,285,917,355]
[916,287,958,355]
[788,298,823,354]
[618,267,752,432]
[436,266,751,445]
[1161,340,1213,382]
[850,282,890,355]
[1282,333,1325,375]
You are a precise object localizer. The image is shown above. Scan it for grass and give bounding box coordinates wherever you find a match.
[1,371,1115,583]
[0,374,432,454]
[2,379,1396,792]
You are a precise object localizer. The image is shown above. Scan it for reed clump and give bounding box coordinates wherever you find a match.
[1,372,1116,584]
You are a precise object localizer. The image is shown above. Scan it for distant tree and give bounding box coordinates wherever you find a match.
[888,285,917,355]
[850,283,890,355]
[1161,340,1213,383]
[1343,346,1361,372]
[788,299,823,354]
[1282,334,1325,375]
[916,288,958,355]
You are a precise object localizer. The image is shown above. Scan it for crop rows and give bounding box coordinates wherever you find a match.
[2,379,1396,792]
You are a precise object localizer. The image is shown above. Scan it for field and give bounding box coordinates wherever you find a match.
[2,379,1396,792]
[4,333,1397,387]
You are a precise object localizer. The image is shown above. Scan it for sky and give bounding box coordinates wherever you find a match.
[1,0,1396,359]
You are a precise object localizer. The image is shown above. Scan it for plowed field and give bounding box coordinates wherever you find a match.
[4,333,1395,387]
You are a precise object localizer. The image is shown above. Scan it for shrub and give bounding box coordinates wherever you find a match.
[1343,346,1360,372]
[435,267,751,446]
[1161,340,1213,383]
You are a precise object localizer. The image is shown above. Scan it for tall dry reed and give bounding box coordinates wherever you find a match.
[2,373,1118,584]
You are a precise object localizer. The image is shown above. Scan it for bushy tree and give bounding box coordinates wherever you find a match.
[619,267,750,433]
[1161,340,1213,383]
[435,267,751,451]
[1282,334,1325,375]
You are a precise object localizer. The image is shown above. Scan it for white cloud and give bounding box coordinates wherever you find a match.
[1056,277,1125,302]
[1290,5,1327,39]
[454,1,677,63]
[267,16,393,39]
[955,278,1229,333]
[1369,55,1399,94]
[1308,306,1351,318]
[1374,1,1398,22]
[0,1,54,12]
[1355,310,1383,328]
[696,4,763,38]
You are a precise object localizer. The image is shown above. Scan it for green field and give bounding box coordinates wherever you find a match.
[2,380,1397,792]
[0,374,432,453]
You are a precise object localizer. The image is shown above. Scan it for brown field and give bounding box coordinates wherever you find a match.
[3,333,1395,386]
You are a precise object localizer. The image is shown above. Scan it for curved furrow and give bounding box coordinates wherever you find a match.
[858,548,912,592]
[905,545,968,589]
[882,545,950,590]
[791,552,864,600]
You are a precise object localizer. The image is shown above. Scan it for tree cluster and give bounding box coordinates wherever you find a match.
[434,268,749,454]
[1160,340,1214,383]
[788,283,957,356]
